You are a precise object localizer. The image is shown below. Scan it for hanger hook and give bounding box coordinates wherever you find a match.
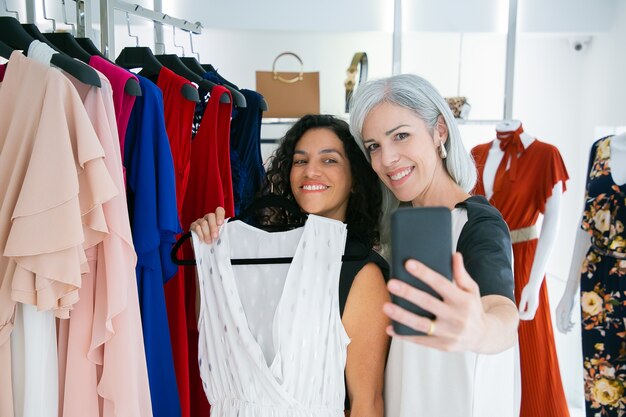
[60,0,76,36]
[172,26,184,56]
[42,0,57,32]
[188,31,200,61]
[2,0,20,20]
[125,12,139,47]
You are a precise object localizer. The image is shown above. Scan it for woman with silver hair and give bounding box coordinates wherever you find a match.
[349,74,519,416]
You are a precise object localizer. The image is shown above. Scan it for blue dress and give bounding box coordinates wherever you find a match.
[124,75,182,417]
[228,89,265,214]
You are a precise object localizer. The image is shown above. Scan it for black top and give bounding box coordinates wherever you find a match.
[455,195,515,302]
[339,237,390,316]
[338,236,389,411]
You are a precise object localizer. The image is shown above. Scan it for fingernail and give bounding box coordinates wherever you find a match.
[405,259,418,272]
[383,303,395,315]
[388,280,401,293]
[212,232,218,239]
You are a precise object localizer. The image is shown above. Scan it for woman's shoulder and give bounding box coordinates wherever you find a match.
[454,195,511,258]
[339,237,390,317]
[456,195,507,226]
[455,197,515,301]
[343,237,389,280]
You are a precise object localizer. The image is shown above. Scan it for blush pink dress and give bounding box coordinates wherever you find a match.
[0,51,113,416]
[56,69,153,417]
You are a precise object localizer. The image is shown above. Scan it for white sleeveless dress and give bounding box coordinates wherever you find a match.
[192,214,350,417]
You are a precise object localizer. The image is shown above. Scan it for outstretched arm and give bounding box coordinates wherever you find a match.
[384,254,519,354]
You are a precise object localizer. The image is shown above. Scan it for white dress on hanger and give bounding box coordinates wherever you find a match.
[192,214,349,417]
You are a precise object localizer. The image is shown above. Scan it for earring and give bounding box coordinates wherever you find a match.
[438,141,447,159]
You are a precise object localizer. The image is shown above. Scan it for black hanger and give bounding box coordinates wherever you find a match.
[21,24,61,52]
[180,56,206,76]
[0,39,15,60]
[69,36,141,97]
[0,17,101,88]
[0,18,34,50]
[43,32,144,96]
[171,194,367,265]
[186,61,247,108]
[206,63,267,111]
[43,32,92,63]
[116,46,198,102]
[199,63,257,110]
[75,37,104,57]
[154,54,230,104]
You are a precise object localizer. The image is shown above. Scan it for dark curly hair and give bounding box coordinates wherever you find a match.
[260,114,382,247]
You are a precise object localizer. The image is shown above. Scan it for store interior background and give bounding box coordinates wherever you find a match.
[5,0,626,414]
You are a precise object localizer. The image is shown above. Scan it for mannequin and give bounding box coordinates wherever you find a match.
[555,133,626,417]
[557,132,626,331]
[484,120,563,320]
[471,120,570,417]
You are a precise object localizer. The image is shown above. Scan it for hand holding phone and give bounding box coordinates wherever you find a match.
[390,207,453,336]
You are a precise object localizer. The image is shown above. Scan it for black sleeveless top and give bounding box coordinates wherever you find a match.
[339,237,389,315]
[339,237,389,410]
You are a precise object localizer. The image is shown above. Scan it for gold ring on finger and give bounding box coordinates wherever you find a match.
[427,319,436,336]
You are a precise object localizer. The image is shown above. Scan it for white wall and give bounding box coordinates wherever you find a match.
[512,33,588,409]
[165,0,394,32]
[167,29,393,115]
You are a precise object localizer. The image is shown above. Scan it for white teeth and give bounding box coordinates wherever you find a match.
[390,168,413,181]
[302,185,328,191]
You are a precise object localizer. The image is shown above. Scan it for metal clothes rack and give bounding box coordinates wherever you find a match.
[99,0,202,59]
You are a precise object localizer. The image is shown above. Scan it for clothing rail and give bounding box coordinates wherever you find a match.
[100,0,202,59]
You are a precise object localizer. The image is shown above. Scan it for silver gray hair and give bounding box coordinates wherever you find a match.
[349,74,477,257]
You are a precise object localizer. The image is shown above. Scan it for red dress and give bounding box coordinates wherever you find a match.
[472,139,570,417]
[157,67,197,417]
[182,85,233,415]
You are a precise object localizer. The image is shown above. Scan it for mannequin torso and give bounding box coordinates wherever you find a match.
[483,120,563,320]
[609,134,626,184]
[483,121,536,199]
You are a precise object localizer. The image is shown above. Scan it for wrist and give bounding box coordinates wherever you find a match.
[525,273,545,291]
[474,303,518,354]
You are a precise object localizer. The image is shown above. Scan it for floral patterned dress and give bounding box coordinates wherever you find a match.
[580,136,626,416]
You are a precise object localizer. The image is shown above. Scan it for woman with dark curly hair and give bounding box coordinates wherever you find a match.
[261,114,382,247]
[191,114,389,416]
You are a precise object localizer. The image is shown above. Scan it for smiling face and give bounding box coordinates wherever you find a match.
[289,128,352,222]
[361,102,449,206]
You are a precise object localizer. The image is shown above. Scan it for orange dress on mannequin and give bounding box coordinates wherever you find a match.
[472,139,570,417]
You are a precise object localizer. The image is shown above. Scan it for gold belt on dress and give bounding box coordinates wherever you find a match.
[510,225,539,244]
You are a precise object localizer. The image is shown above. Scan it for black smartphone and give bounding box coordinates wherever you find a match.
[390,206,453,336]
